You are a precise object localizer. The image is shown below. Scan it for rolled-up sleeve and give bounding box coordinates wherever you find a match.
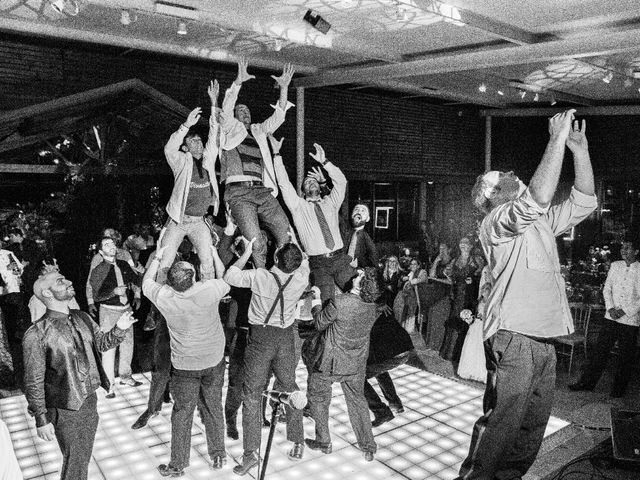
[488,189,548,241]
[547,187,598,237]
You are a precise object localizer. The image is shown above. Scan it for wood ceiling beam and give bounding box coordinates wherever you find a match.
[293,28,640,88]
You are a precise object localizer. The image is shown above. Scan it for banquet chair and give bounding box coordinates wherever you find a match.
[553,302,592,376]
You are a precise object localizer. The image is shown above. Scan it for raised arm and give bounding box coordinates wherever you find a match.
[256,64,295,135]
[528,109,575,207]
[269,135,302,210]
[309,143,346,207]
[210,244,225,279]
[165,107,201,168]
[204,79,220,160]
[566,119,595,196]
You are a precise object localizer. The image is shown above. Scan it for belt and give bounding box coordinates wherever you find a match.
[227,180,263,187]
[310,249,342,259]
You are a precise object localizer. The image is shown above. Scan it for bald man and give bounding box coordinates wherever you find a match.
[22,272,136,480]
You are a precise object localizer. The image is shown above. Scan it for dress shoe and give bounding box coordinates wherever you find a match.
[120,378,143,387]
[304,438,332,454]
[288,442,304,461]
[363,451,374,462]
[568,382,594,392]
[372,411,394,427]
[233,452,259,476]
[157,464,184,477]
[211,453,227,469]
[131,410,158,430]
[226,422,239,441]
[105,388,116,399]
[389,404,404,414]
[262,418,271,428]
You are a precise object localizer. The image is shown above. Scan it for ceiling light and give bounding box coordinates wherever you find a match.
[533,93,539,102]
[497,90,504,96]
[274,39,283,52]
[52,158,60,165]
[121,9,136,26]
[602,71,614,84]
[478,83,487,93]
[177,20,187,35]
[550,95,557,106]
[49,0,79,15]
[520,91,526,99]
[439,3,465,26]
[624,78,633,88]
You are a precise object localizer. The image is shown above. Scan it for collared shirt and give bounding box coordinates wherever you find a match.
[603,260,640,327]
[274,156,346,255]
[224,260,310,328]
[480,187,597,340]
[86,248,134,306]
[142,278,230,370]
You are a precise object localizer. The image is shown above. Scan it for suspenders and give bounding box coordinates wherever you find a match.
[262,271,294,327]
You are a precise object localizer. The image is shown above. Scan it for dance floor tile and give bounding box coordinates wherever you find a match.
[2,366,570,480]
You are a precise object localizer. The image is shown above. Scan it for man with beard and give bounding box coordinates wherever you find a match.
[456,110,597,480]
[270,136,355,301]
[345,204,378,269]
[22,272,137,480]
[218,59,295,268]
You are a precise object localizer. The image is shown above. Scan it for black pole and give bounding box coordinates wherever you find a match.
[259,402,284,480]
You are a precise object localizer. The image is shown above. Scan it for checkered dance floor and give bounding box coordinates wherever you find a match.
[1,364,569,479]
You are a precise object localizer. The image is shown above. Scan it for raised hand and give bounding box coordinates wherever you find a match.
[235,58,255,84]
[566,118,588,154]
[207,79,219,104]
[116,310,137,330]
[184,107,202,127]
[271,63,294,89]
[243,237,256,254]
[309,143,326,164]
[548,109,576,141]
[267,134,284,154]
[307,166,326,184]
[154,245,168,260]
[310,285,321,300]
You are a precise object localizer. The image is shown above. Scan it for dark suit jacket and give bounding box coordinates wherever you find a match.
[345,229,378,268]
[313,293,377,376]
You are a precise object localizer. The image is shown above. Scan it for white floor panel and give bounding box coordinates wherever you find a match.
[1,364,570,480]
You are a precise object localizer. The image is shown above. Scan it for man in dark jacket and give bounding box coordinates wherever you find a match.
[344,204,378,268]
[23,271,137,480]
[303,269,378,461]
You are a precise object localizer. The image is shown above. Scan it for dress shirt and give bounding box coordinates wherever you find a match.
[480,187,597,340]
[603,260,640,327]
[224,260,310,328]
[274,156,346,255]
[143,278,230,370]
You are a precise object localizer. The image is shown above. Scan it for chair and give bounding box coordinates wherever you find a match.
[554,302,592,375]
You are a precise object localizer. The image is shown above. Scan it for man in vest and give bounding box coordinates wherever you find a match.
[219,59,295,268]
[224,236,310,474]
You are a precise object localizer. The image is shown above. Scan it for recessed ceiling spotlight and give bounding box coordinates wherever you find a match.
[602,71,614,84]
[533,93,539,102]
[121,9,136,26]
[550,95,557,106]
[49,0,79,16]
[520,90,526,99]
[478,83,487,93]
[497,90,504,96]
[177,20,187,35]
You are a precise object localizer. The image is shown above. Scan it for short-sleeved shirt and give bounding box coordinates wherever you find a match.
[143,278,230,370]
[480,187,597,340]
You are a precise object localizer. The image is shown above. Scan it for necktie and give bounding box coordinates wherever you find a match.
[314,202,335,251]
[68,315,89,378]
[348,230,359,267]
[113,262,128,305]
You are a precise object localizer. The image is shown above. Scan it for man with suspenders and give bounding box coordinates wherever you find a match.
[224,237,311,475]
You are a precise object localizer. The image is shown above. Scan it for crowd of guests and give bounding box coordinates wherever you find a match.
[0,59,626,480]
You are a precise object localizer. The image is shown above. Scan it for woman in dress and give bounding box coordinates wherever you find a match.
[457,277,491,382]
[439,237,484,364]
[396,258,428,333]
[422,242,453,350]
[379,255,403,309]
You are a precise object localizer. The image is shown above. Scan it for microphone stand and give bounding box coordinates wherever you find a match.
[259,400,285,480]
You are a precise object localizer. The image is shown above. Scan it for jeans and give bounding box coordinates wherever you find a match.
[579,321,639,396]
[225,185,290,268]
[159,215,215,281]
[169,359,226,469]
[242,324,303,453]
[225,329,248,426]
[456,331,556,480]
[99,305,133,384]
[147,313,171,413]
[47,393,99,480]
[307,371,376,453]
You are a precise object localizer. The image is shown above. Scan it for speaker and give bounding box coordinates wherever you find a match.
[303,9,331,35]
[611,407,640,462]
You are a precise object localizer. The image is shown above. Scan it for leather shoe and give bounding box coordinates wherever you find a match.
[105,388,116,399]
[233,452,259,475]
[389,404,404,414]
[131,410,158,430]
[226,422,239,440]
[568,382,594,392]
[288,442,304,460]
[363,451,374,462]
[211,453,227,469]
[304,438,332,454]
[157,464,184,477]
[120,378,143,387]
[372,411,394,427]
